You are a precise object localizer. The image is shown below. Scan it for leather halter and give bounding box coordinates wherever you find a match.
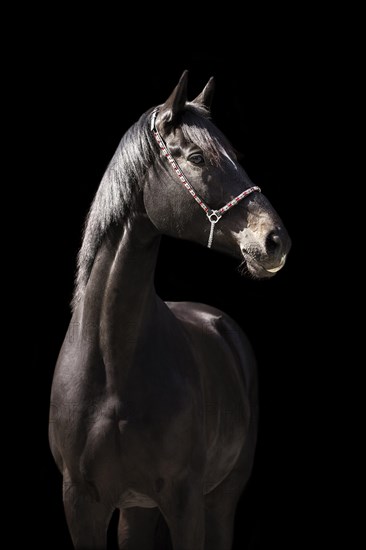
[150,109,261,248]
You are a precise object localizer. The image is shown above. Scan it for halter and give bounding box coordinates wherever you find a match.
[150,109,261,248]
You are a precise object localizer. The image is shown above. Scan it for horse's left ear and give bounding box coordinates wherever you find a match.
[158,70,188,130]
[192,76,215,111]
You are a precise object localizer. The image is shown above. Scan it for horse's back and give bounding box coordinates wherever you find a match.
[166,300,257,391]
[166,300,258,491]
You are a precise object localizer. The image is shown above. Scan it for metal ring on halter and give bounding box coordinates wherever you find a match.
[207,211,222,224]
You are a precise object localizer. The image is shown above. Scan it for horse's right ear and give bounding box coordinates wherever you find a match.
[192,76,215,111]
[157,70,188,131]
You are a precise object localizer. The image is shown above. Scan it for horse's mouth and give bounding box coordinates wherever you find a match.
[241,251,287,278]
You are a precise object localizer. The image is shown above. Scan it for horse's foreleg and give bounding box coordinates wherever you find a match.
[62,476,112,550]
[118,507,166,549]
[158,477,205,550]
[204,471,247,550]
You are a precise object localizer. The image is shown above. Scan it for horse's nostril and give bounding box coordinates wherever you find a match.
[266,230,282,252]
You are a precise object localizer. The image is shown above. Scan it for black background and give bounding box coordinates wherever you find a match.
[22,10,346,549]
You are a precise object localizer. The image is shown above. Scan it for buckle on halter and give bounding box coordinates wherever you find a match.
[150,109,158,131]
[207,211,222,224]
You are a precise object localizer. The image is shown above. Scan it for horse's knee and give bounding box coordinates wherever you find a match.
[62,477,111,549]
[118,508,163,550]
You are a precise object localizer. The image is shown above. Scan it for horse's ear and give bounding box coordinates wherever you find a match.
[158,70,188,129]
[192,76,215,111]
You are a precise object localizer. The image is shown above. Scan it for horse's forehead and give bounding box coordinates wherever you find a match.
[165,126,189,146]
[164,121,219,151]
[164,126,206,156]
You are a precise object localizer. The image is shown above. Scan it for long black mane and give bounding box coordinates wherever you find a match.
[72,104,235,310]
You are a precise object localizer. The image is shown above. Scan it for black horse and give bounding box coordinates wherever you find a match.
[49,71,291,549]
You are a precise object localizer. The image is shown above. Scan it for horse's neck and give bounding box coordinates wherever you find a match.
[80,213,161,389]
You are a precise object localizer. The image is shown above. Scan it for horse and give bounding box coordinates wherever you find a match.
[49,70,291,550]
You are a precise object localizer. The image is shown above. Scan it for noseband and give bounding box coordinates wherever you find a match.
[150,109,261,248]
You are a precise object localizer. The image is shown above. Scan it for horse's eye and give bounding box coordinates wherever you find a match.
[188,153,205,165]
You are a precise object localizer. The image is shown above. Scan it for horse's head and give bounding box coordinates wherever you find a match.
[144,71,291,278]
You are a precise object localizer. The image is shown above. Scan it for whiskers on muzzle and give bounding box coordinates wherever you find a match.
[237,259,252,278]
[237,243,264,278]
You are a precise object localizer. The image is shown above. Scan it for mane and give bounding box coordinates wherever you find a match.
[71,110,156,310]
[72,104,234,311]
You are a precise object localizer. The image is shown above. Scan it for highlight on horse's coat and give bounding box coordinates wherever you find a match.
[49,70,291,549]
